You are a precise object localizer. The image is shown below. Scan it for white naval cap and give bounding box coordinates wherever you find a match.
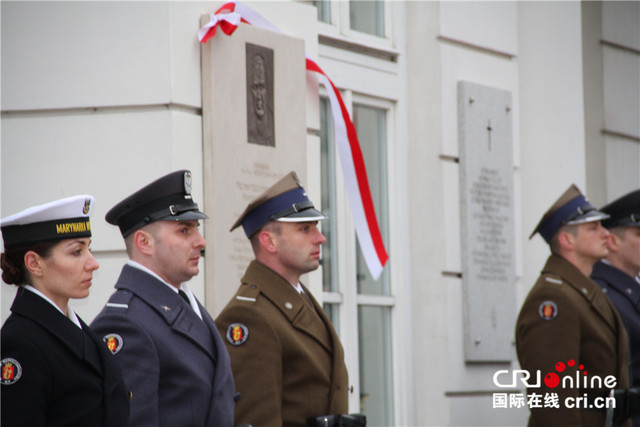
[1,195,95,250]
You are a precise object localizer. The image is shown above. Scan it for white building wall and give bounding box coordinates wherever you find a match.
[601,1,640,201]
[405,2,450,423]
[2,1,638,426]
[2,1,208,323]
[584,1,639,206]
[518,0,589,286]
[1,0,318,323]
[440,2,524,426]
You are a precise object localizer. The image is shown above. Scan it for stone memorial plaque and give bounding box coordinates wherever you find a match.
[457,81,515,362]
[201,20,306,314]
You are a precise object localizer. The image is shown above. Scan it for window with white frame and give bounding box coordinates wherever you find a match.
[319,96,394,426]
[313,0,331,24]
[312,0,392,48]
[349,1,385,37]
[311,1,403,424]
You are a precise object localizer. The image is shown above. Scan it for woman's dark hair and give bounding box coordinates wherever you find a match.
[1,241,58,286]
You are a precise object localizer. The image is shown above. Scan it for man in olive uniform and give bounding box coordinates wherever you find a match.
[592,189,640,426]
[216,171,351,426]
[516,184,631,426]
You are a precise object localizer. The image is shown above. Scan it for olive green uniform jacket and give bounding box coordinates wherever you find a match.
[216,261,349,427]
[516,254,630,426]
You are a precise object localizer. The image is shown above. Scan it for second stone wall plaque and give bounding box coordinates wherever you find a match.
[458,80,516,362]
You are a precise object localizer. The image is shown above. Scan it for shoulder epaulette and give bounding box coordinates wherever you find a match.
[235,283,260,303]
[544,275,563,285]
[104,289,134,310]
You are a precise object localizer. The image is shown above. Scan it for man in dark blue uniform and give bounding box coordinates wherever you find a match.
[592,189,640,426]
[91,170,235,427]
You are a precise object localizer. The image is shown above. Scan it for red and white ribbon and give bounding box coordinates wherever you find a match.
[198,8,244,42]
[199,1,389,279]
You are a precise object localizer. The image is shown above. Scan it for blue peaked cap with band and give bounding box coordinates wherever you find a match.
[106,170,207,237]
[530,184,609,243]
[230,171,326,238]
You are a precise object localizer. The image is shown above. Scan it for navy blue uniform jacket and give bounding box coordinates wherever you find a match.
[593,260,640,426]
[91,265,235,427]
[1,287,130,427]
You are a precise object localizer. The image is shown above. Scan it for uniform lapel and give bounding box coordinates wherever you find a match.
[291,295,332,353]
[79,319,103,375]
[10,288,102,374]
[545,256,630,387]
[616,309,631,388]
[591,291,621,336]
[201,303,233,385]
[302,284,335,352]
[303,283,347,407]
[545,255,619,334]
[595,261,640,308]
[592,262,637,385]
[243,261,332,352]
[83,319,119,391]
[172,304,215,358]
[116,265,216,361]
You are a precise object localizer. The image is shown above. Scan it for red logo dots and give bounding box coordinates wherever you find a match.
[544,373,560,388]
[545,359,589,389]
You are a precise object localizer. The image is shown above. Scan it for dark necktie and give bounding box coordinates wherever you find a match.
[179,290,204,324]
[179,290,191,306]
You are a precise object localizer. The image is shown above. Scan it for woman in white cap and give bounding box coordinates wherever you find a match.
[0,195,129,426]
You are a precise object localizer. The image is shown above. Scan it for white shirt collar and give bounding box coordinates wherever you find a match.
[128,260,175,290]
[127,260,202,319]
[23,285,82,329]
[292,282,304,294]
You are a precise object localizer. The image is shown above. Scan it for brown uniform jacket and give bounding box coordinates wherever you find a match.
[516,254,630,426]
[216,260,349,427]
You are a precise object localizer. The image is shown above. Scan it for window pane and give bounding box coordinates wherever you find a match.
[320,98,339,293]
[323,302,339,330]
[353,104,389,295]
[350,0,384,37]
[314,1,331,24]
[358,305,393,424]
